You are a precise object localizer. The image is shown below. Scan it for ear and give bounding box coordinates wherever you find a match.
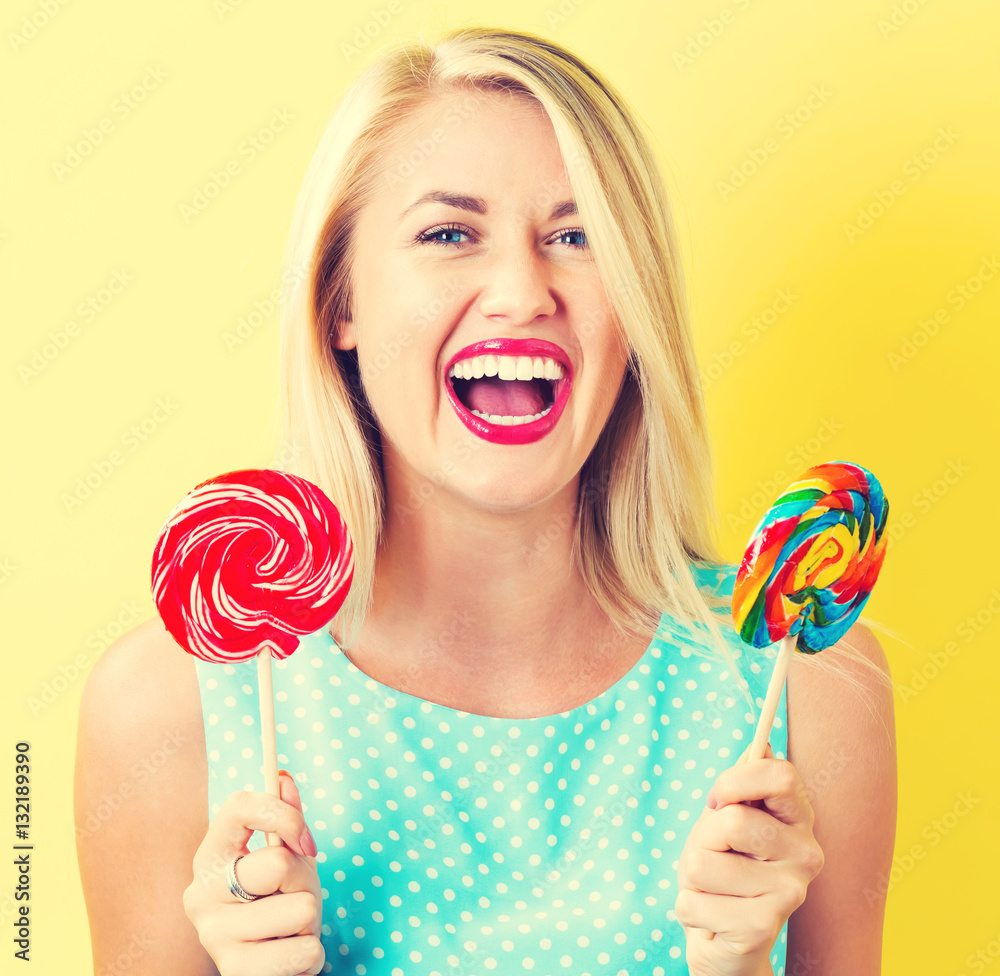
[332,317,357,351]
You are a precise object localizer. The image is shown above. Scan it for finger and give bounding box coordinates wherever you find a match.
[217,889,320,942]
[694,802,802,861]
[218,933,325,976]
[228,845,319,902]
[735,741,774,766]
[681,848,779,897]
[279,769,305,812]
[675,888,774,951]
[199,787,316,865]
[706,757,812,828]
[278,771,317,854]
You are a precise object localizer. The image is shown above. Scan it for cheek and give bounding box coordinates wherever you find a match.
[357,333,413,388]
[357,351,416,432]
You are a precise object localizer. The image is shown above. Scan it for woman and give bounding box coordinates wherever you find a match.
[76,26,896,976]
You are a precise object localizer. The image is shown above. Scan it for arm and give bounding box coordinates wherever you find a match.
[674,621,896,976]
[75,617,219,974]
[784,622,898,975]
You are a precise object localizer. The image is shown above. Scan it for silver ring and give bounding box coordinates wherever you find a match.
[226,854,259,902]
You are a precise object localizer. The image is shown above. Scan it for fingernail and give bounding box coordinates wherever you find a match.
[300,825,318,857]
[706,794,717,810]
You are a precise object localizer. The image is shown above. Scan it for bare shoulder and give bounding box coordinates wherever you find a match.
[786,621,896,764]
[784,622,897,975]
[77,616,208,800]
[76,617,216,974]
[79,615,204,738]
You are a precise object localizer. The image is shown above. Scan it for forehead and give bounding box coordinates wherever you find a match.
[373,89,574,218]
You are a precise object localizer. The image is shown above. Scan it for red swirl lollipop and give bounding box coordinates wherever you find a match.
[151,468,354,841]
[151,468,354,663]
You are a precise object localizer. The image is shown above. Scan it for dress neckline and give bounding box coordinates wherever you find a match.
[319,609,669,724]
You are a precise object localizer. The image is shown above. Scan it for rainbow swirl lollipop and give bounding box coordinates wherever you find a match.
[733,461,888,654]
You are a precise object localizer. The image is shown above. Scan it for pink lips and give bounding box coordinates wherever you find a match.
[444,338,573,445]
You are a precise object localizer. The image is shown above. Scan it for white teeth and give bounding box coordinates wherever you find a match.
[447,354,565,381]
[469,405,554,425]
[448,353,567,427]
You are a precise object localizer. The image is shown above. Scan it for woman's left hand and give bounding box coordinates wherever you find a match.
[675,743,825,976]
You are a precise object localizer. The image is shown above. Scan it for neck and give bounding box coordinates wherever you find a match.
[332,445,652,716]
[372,476,592,671]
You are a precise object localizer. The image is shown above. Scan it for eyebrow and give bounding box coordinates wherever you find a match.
[398,190,578,222]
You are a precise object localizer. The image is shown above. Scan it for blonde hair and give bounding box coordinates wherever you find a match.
[274,25,893,720]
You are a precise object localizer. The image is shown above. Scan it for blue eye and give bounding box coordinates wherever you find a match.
[417,223,470,246]
[553,229,588,249]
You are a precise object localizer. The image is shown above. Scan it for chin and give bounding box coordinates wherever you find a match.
[452,468,576,516]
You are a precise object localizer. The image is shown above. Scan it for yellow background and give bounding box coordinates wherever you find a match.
[2,0,998,972]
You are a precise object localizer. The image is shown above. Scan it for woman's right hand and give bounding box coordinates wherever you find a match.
[183,770,325,976]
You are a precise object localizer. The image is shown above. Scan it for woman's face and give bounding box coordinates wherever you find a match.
[335,89,630,516]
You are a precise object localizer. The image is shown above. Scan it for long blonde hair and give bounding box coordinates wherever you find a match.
[275,25,892,717]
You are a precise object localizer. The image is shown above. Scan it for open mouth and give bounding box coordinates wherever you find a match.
[448,371,559,426]
[443,343,573,443]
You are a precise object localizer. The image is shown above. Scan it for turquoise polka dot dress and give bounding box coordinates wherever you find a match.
[196,562,788,975]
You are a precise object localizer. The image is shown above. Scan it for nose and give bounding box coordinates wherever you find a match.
[476,244,558,326]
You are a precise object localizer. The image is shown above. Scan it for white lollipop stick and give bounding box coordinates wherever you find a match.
[256,644,282,848]
[696,632,795,942]
[747,633,795,763]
